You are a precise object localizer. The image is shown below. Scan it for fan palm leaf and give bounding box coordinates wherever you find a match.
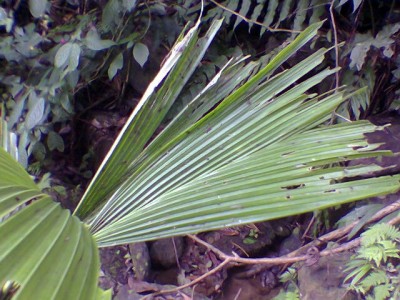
[0,148,109,300]
[72,21,400,246]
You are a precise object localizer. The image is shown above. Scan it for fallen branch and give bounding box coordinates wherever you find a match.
[150,199,400,297]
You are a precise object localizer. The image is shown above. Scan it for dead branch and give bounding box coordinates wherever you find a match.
[150,199,400,297]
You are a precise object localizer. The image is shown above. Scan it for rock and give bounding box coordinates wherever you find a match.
[129,242,151,281]
[152,267,180,285]
[297,252,357,300]
[114,284,143,300]
[202,221,289,257]
[180,238,226,296]
[277,228,302,256]
[150,237,185,268]
[218,269,279,300]
[99,246,130,285]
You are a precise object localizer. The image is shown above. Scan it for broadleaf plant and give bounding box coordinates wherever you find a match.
[1,19,400,299]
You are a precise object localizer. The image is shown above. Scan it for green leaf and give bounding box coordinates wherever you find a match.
[31,141,46,162]
[0,199,107,300]
[292,0,310,31]
[352,0,363,12]
[108,53,124,80]
[100,0,121,33]
[60,92,74,114]
[55,43,72,68]
[54,42,81,72]
[132,42,149,68]
[47,131,64,152]
[243,237,257,245]
[122,0,137,11]
[8,92,27,128]
[66,70,80,89]
[346,263,372,287]
[349,42,371,71]
[373,284,391,300]
[278,0,293,23]
[233,1,251,30]
[0,152,38,219]
[337,203,384,239]
[75,22,400,247]
[0,148,108,300]
[262,0,279,35]
[92,122,400,245]
[66,43,81,72]
[28,0,47,18]
[0,7,6,20]
[1,103,18,162]
[75,19,223,219]
[84,28,116,51]
[25,93,44,130]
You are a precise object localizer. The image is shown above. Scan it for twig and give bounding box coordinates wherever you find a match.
[388,214,400,226]
[302,215,315,239]
[148,258,231,297]
[151,199,400,296]
[233,288,242,300]
[320,213,400,256]
[189,234,309,265]
[209,0,300,34]
[286,199,400,258]
[172,237,181,270]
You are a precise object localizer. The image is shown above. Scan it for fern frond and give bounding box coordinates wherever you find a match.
[345,263,372,287]
[345,257,368,271]
[361,269,388,291]
[361,223,400,246]
[207,0,325,37]
[359,244,387,266]
[309,0,326,24]
[285,290,300,300]
[292,0,310,32]
[233,0,251,30]
[379,240,400,259]
[280,267,297,283]
[260,0,279,36]
[344,223,400,299]
[373,283,392,300]
[277,0,292,24]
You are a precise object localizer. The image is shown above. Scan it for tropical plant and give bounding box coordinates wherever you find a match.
[344,223,400,300]
[337,22,400,121]
[0,0,146,168]
[178,0,326,36]
[1,18,400,299]
[273,267,300,300]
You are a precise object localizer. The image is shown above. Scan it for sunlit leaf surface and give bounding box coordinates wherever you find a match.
[0,148,108,300]
[74,22,400,246]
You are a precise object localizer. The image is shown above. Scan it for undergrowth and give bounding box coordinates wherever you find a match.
[344,223,400,300]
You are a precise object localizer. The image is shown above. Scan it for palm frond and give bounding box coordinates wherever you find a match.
[72,21,400,246]
[74,19,224,220]
[92,121,400,245]
[0,148,107,299]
